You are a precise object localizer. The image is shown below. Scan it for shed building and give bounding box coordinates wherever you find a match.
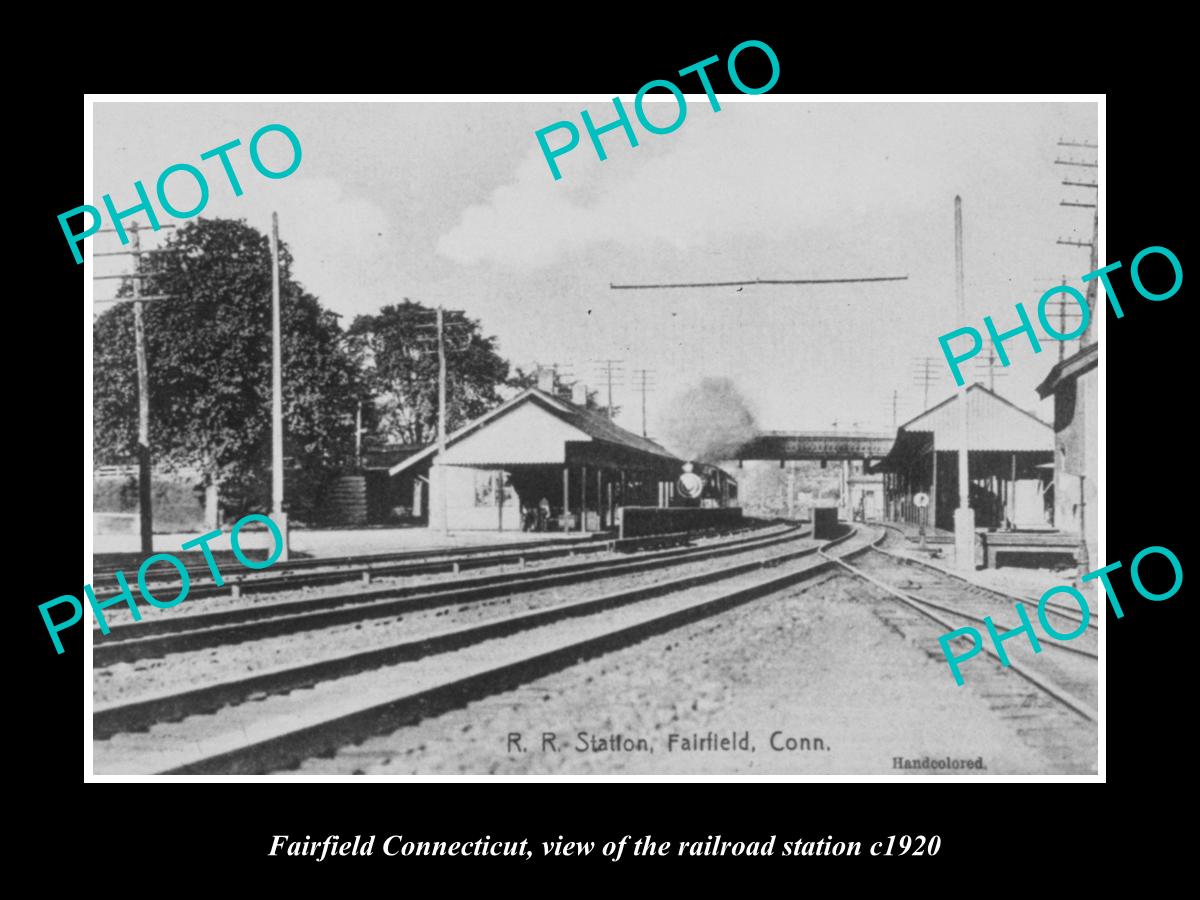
[388,387,686,532]
[874,384,1054,532]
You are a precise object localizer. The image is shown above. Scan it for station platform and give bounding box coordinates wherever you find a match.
[881,520,1088,605]
[91,525,599,560]
[883,519,954,544]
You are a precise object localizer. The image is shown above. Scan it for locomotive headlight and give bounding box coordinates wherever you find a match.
[677,461,704,500]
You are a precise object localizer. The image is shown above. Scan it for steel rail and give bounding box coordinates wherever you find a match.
[93,525,811,665]
[823,549,1096,723]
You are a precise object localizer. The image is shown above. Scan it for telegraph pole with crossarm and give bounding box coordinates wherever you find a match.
[92,220,178,553]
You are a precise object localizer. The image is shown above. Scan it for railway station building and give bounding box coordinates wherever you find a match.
[388,386,688,533]
[1036,343,1098,571]
[874,384,1055,533]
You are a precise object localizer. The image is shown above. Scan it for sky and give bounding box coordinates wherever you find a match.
[92,99,1098,447]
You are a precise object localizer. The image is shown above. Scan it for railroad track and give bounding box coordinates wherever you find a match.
[820,531,1097,768]
[91,523,807,665]
[877,523,1095,628]
[92,522,779,600]
[91,532,602,581]
[93,524,869,774]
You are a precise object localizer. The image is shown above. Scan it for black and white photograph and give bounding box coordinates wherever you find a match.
[83,96,1101,778]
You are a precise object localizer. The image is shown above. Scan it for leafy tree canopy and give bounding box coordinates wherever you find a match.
[347,302,510,445]
[93,217,364,515]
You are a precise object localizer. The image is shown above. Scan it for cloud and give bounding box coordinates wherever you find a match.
[196,173,394,315]
[435,105,949,271]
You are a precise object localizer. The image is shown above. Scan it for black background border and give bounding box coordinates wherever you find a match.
[19,29,1187,881]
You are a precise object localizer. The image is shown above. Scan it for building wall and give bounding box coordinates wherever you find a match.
[848,475,883,520]
[1053,366,1098,567]
[429,464,523,531]
[441,402,587,466]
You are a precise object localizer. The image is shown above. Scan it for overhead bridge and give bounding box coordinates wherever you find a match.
[731,432,895,463]
[725,432,896,522]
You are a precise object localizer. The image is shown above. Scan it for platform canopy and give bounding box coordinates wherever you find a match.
[873,383,1052,471]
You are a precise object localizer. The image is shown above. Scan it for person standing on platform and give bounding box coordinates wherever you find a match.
[537,497,551,532]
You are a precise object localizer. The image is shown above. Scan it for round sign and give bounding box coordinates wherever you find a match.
[913,492,930,508]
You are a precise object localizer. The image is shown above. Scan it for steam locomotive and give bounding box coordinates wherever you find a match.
[674,461,739,509]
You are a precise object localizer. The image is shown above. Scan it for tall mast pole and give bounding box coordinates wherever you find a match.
[954,196,974,570]
[270,212,288,560]
[437,305,448,534]
[130,222,153,554]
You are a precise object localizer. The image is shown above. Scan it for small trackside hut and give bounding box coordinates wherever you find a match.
[874,384,1055,536]
[387,387,689,533]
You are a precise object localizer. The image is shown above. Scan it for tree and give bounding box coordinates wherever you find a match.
[347,302,511,445]
[508,366,617,416]
[93,217,365,522]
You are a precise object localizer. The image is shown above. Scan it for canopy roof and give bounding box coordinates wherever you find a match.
[1036,343,1098,399]
[873,384,1052,471]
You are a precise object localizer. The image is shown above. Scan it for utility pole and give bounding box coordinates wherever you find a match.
[130,224,152,554]
[1041,276,1086,362]
[416,306,471,534]
[93,222,178,554]
[1085,209,1098,347]
[974,345,1009,391]
[269,213,288,560]
[1056,140,1098,346]
[1055,274,1070,362]
[355,399,364,471]
[592,359,624,419]
[954,195,974,571]
[910,356,942,410]
[437,305,448,534]
[632,368,656,438]
[892,390,898,429]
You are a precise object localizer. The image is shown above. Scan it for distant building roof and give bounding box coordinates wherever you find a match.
[874,384,1052,471]
[1036,343,1098,399]
[387,388,679,476]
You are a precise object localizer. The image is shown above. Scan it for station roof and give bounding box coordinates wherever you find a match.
[873,384,1052,471]
[1036,343,1098,399]
[730,431,896,461]
[387,388,680,476]
[361,443,425,470]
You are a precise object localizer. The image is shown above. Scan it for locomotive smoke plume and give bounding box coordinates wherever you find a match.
[660,377,758,462]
